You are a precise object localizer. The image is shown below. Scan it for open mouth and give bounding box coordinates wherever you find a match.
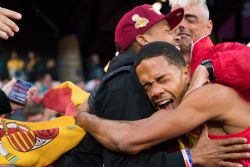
[156,99,175,111]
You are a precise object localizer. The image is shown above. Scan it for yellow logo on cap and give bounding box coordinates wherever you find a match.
[132,14,149,29]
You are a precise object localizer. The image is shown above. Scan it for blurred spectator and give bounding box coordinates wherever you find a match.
[31,55,46,82]
[26,50,38,80]
[75,80,86,90]
[7,51,25,79]
[46,58,58,80]
[5,109,27,121]
[35,73,54,97]
[86,52,104,81]
[34,72,60,102]
[85,79,101,92]
[25,102,45,122]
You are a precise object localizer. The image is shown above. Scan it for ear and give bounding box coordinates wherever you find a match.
[206,20,213,35]
[182,65,190,84]
[136,34,148,47]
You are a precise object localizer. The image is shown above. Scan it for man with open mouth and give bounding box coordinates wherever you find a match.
[77,41,250,167]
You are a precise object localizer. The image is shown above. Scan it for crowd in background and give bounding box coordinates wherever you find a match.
[0,50,104,123]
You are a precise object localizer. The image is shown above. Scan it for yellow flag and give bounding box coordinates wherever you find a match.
[0,116,85,166]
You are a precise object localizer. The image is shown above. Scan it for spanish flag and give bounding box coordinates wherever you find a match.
[0,116,85,166]
[0,81,90,166]
[42,81,90,116]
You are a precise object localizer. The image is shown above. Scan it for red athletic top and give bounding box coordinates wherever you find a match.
[209,127,250,166]
[190,36,250,102]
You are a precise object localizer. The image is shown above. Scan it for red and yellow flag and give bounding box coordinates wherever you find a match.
[0,116,85,166]
[42,81,90,116]
[0,81,90,166]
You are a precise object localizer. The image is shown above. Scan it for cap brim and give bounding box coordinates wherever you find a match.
[165,8,184,30]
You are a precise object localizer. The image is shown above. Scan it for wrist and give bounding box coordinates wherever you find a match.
[75,111,86,126]
[189,148,203,166]
[198,64,209,77]
[200,59,215,82]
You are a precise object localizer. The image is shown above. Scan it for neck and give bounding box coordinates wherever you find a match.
[180,48,191,65]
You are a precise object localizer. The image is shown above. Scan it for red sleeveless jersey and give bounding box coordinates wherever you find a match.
[209,127,250,166]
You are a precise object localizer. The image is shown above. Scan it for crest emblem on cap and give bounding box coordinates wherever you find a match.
[132,14,149,29]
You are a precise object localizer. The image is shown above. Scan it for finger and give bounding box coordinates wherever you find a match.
[217,161,243,167]
[0,30,8,39]
[222,152,250,160]
[26,87,37,101]
[217,137,248,146]
[27,87,37,96]
[0,14,20,32]
[0,21,14,36]
[0,7,22,20]
[223,143,250,153]
[9,77,17,85]
[10,102,22,111]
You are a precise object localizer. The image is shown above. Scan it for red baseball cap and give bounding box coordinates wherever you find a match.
[115,4,184,51]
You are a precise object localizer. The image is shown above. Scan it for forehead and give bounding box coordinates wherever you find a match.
[172,2,204,18]
[184,4,205,18]
[136,56,174,77]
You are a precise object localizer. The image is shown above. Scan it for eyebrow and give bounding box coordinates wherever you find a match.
[184,13,198,19]
[141,74,167,87]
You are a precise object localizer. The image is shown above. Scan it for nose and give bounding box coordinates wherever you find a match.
[149,84,164,100]
[176,18,187,33]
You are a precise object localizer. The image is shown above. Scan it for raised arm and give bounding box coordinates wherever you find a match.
[76,84,236,153]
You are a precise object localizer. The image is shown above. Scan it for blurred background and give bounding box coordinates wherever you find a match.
[0,0,250,87]
[0,0,249,122]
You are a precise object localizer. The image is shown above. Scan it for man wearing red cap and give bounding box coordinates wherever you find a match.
[59,4,250,167]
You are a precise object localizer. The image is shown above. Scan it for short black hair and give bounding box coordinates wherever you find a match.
[134,41,186,69]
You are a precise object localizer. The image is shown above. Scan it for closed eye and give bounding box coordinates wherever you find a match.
[143,83,151,92]
[185,14,198,24]
[157,75,169,84]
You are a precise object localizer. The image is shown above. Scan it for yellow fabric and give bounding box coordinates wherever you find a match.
[55,81,90,106]
[0,116,85,166]
[178,132,199,150]
[187,132,199,148]
[0,81,89,166]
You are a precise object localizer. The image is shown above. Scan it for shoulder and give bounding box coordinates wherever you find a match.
[186,84,236,99]
[101,68,144,92]
[182,84,237,109]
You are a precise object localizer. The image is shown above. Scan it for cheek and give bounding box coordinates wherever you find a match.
[152,34,166,42]
[192,25,205,39]
[171,79,186,98]
[161,36,175,45]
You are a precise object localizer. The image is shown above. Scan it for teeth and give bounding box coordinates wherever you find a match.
[158,99,171,105]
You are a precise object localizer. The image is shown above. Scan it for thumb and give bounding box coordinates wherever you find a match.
[199,124,209,140]
[8,77,17,86]
[2,77,17,95]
